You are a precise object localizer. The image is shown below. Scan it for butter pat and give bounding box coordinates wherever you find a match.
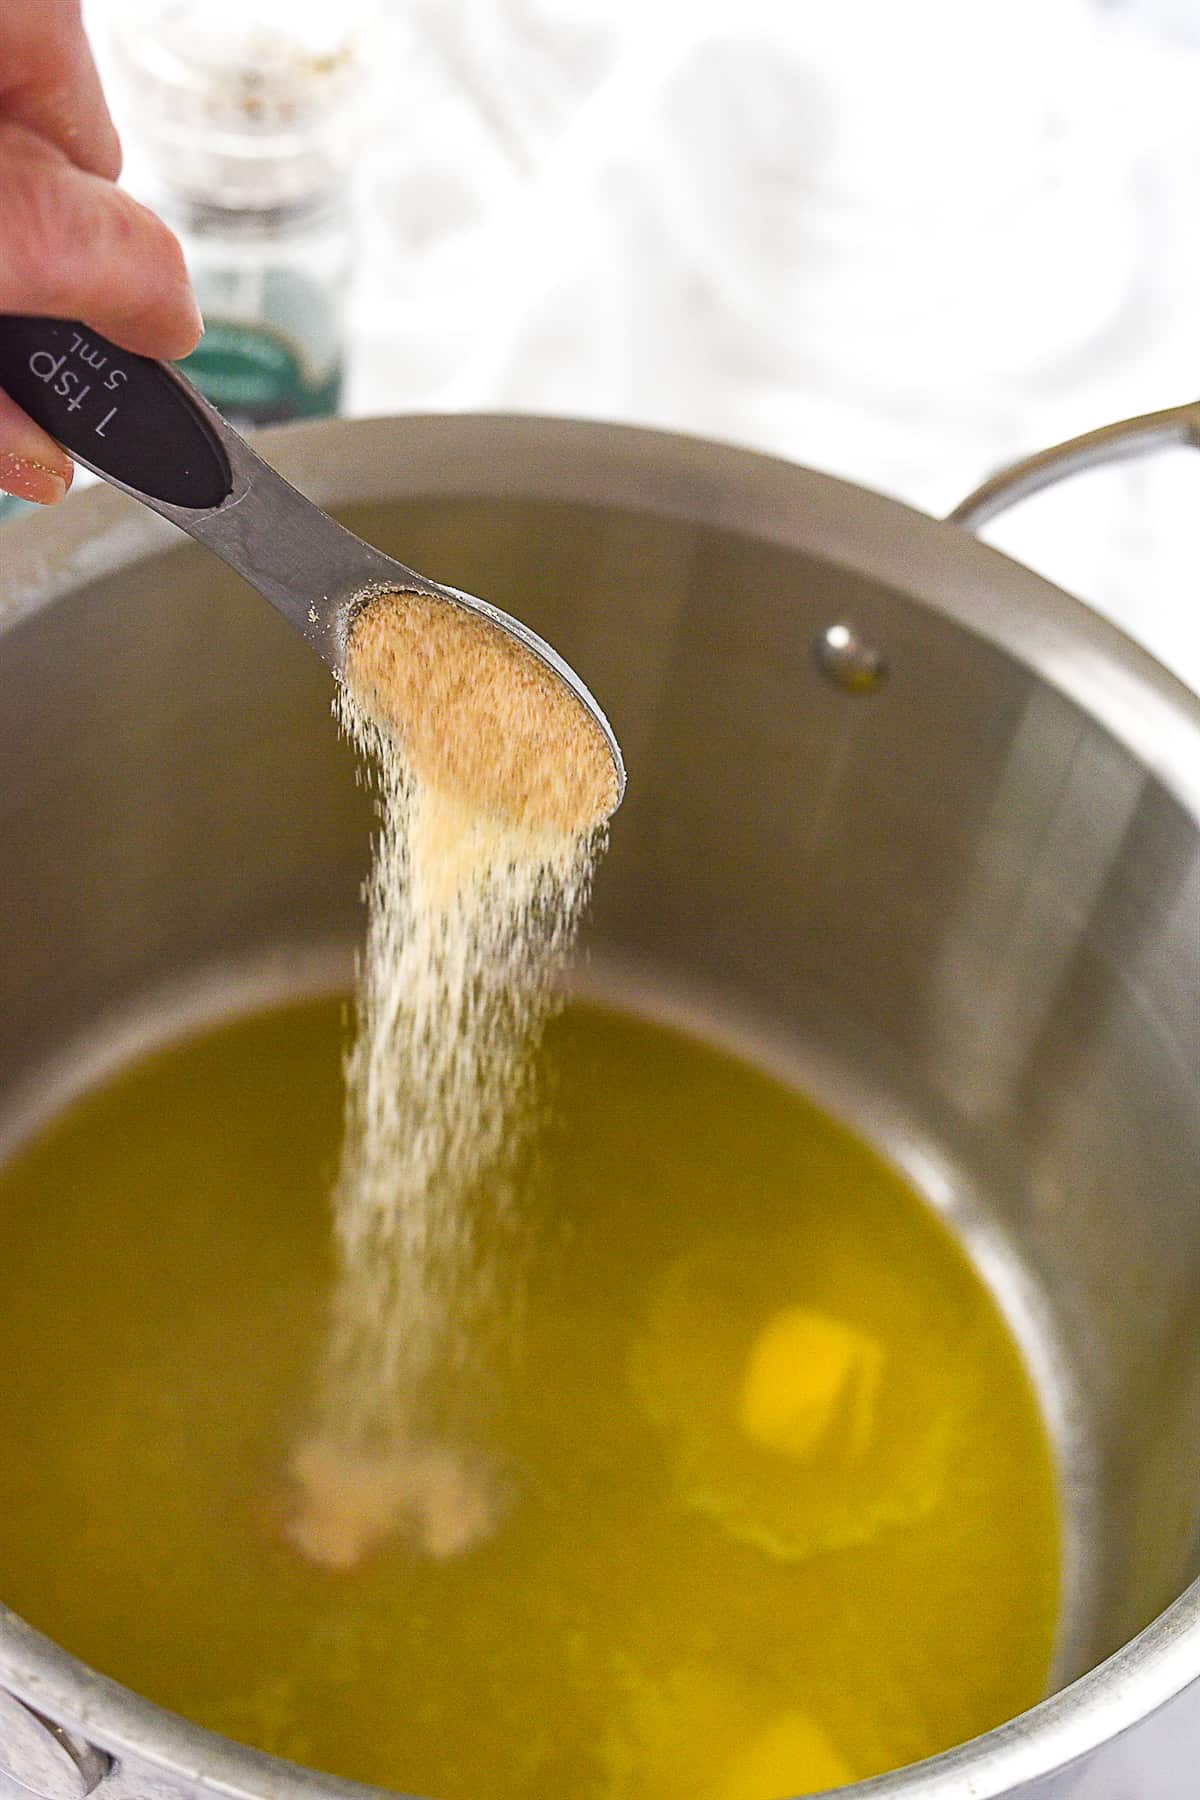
[712,1710,853,1799]
[738,1306,883,1460]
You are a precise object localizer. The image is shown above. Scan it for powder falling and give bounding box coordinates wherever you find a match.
[285,590,616,1568]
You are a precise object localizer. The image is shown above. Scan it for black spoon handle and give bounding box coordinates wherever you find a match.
[0,314,231,511]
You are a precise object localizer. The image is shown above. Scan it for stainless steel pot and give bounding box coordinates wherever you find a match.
[0,409,1198,1800]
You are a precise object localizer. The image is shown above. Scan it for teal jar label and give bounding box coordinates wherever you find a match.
[178,320,341,427]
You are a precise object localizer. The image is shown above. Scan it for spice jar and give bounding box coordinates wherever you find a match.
[110,0,372,428]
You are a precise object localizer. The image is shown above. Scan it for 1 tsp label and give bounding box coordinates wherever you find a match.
[26,332,128,437]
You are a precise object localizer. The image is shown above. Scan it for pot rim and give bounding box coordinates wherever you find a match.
[2,410,1199,1800]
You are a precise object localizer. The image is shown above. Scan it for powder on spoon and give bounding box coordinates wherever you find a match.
[343,588,620,836]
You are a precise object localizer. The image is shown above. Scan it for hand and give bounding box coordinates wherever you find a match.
[0,0,202,504]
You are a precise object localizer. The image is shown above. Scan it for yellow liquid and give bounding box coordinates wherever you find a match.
[0,998,1059,1798]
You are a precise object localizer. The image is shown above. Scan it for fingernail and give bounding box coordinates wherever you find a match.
[0,454,71,506]
[187,293,205,340]
[160,302,204,364]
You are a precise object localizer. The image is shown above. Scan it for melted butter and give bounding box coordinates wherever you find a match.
[0,998,1060,1798]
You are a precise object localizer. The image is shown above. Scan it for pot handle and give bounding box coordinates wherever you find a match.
[946,400,1200,532]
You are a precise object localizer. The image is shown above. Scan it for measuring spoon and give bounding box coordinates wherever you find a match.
[0,315,625,814]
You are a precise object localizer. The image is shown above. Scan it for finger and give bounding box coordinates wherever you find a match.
[0,123,203,360]
[0,385,74,505]
[0,0,122,180]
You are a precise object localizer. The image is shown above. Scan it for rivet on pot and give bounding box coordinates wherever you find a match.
[814,622,888,694]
